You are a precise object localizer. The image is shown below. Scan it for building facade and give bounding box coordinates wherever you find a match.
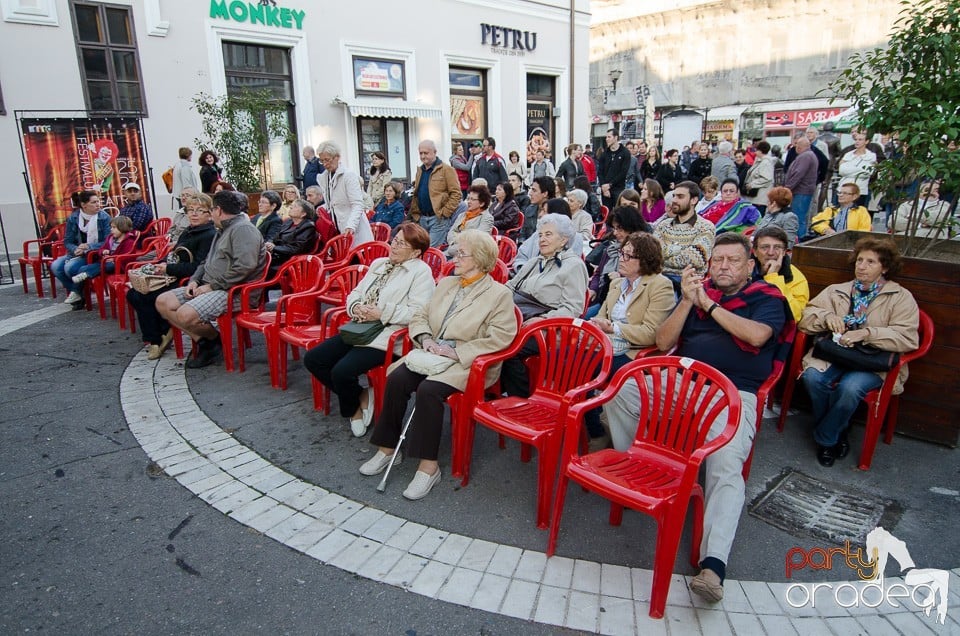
[589,0,903,149]
[0,0,589,250]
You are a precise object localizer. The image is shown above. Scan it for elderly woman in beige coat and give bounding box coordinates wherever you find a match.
[799,236,919,468]
[361,230,518,500]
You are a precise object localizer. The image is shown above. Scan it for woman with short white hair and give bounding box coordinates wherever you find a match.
[501,212,589,397]
[316,141,374,246]
[564,188,594,255]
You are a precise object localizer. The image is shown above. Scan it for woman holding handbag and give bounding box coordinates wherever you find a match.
[126,194,217,360]
[304,223,435,438]
[360,230,518,500]
[798,237,919,467]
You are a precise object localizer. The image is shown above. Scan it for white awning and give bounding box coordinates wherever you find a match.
[342,100,443,119]
[706,105,748,121]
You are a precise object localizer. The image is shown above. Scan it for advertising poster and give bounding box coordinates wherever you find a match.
[451,96,485,139]
[21,117,149,233]
[525,101,552,164]
[353,58,405,96]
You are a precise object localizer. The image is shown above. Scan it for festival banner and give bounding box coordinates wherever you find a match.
[21,117,149,234]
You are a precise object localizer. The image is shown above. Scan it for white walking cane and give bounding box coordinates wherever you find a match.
[377,406,416,493]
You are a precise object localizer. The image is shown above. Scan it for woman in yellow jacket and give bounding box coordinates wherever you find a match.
[808,183,871,236]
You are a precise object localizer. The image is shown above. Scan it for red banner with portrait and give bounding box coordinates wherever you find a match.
[21,117,149,234]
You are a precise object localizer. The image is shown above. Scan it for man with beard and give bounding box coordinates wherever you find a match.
[652,180,716,286]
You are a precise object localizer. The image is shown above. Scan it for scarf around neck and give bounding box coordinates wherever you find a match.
[845,278,884,328]
[79,211,100,245]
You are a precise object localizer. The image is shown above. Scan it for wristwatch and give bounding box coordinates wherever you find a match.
[707,302,720,317]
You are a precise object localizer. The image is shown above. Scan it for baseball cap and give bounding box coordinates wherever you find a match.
[124,183,141,191]
[471,141,483,148]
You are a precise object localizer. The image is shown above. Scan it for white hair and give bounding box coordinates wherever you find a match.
[419,139,438,152]
[566,189,588,208]
[316,141,341,157]
[471,177,488,188]
[305,185,322,195]
[538,213,576,242]
[718,141,733,155]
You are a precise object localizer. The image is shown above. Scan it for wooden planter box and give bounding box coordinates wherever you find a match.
[792,231,960,447]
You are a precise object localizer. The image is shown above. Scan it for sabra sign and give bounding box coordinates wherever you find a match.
[209,0,306,30]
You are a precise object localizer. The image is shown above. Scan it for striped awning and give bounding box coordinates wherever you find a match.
[343,100,443,119]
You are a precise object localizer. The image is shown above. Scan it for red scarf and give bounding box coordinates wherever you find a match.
[696,279,796,362]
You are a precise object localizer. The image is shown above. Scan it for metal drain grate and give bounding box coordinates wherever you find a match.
[748,469,902,544]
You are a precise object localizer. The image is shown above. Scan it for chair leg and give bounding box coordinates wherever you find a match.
[883,395,900,445]
[173,326,185,359]
[33,262,46,298]
[858,395,885,471]
[689,489,705,568]
[278,340,289,390]
[648,516,687,619]
[535,439,559,529]
[458,417,479,487]
[236,326,248,373]
[19,262,30,294]
[546,471,572,556]
[520,443,532,463]
[778,372,797,432]
[219,318,234,371]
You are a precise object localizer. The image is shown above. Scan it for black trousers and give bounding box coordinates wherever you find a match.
[303,335,386,418]
[499,340,539,398]
[368,364,458,461]
[126,286,173,345]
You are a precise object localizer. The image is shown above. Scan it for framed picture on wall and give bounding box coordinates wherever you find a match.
[353,57,405,97]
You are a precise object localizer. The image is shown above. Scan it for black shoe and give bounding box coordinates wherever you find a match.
[816,444,836,467]
[185,337,222,369]
[832,435,850,460]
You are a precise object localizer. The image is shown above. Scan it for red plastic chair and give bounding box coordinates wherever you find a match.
[547,356,743,619]
[421,247,446,281]
[370,222,392,242]
[113,238,173,332]
[457,317,613,528]
[19,223,66,298]
[439,258,509,284]
[593,205,610,239]
[505,211,524,242]
[494,235,518,267]
[319,234,353,269]
[276,265,368,408]
[81,231,140,317]
[235,255,324,386]
[776,310,933,470]
[349,241,391,266]
[141,217,171,242]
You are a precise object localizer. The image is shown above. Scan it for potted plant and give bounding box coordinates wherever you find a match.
[793,0,960,447]
[191,89,294,210]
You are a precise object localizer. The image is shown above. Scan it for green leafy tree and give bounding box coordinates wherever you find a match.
[191,89,293,193]
[828,0,959,256]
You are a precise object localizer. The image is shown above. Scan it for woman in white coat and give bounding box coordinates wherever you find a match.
[317,141,374,246]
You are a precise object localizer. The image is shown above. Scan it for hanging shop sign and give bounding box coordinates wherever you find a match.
[764,107,847,130]
[481,23,537,56]
[21,117,149,232]
[525,102,553,164]
[705,120,735,134]
[209,0,306,30]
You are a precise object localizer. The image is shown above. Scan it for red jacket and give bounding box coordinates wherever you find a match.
[581,154,598,184]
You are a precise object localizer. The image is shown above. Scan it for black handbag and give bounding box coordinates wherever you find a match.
[812,335,900,372]
[512,289,555,321]
[339,320,385,346]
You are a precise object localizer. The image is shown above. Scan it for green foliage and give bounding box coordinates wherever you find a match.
[828,0,959,255]
[191,90,293,193]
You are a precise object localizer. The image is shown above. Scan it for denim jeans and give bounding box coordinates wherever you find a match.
[418,215,453,248]
[51,255,87,293]
[791,193,813,235]
[801,365,883,447]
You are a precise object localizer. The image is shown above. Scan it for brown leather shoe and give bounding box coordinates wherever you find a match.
[690,568,724,602]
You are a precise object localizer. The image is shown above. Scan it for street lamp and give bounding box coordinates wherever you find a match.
[609,69,622,93]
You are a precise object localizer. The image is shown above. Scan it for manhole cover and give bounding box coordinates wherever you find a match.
[748,469,902,544]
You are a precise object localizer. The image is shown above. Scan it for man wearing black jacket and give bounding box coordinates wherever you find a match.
[555,143,585,189]
[597,129,630,209]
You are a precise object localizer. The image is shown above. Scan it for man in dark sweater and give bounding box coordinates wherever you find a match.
[597,128,630,209]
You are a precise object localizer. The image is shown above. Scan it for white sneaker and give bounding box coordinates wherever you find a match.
[361,387,374,430]
[350,416,369,437]
[64,291,82,304]
[71,272,89,284]
[359,450,401,476]
[402,469,441,500]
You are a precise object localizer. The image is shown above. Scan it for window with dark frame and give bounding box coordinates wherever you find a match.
[70,1,146,113]
[222,41,300,188]
[449,67,486,143]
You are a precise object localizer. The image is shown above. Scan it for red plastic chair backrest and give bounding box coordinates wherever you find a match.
[319,264,368,305]
[349,241,391,266]
[615,356,741,460]
[422,247,446,280]
[518,317,612,401]
[278,254,325,293]
[440,259,509,284]
[320,234,352,265]
[143,217,172,238]
[495,235,518,266]
[370,222,392,243]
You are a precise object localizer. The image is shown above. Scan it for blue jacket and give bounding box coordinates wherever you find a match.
[372,200,405,228]
[302,157,323,189]
[64,209,112,253]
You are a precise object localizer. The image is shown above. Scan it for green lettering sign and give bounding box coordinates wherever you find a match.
[208,0,306,30]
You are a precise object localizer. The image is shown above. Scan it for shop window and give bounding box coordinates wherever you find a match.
[526,74,556,165]
[222,41,299,189]
[358,118,410,183]
[70,1,146,113]
[450,67,486,145]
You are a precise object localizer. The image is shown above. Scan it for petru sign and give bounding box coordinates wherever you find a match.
[210,0,306,30]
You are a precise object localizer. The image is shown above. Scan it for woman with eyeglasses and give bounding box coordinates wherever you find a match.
[304,223,435,438]
[252,190,283,242]
[360,230,517,500]
[585,232,675,449]
[126,193,217,360]
[445,184,494,258]
[584,205,651,319]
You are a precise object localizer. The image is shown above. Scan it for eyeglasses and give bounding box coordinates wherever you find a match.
[618,249,638,261]
[466,196,480,202]
[756,243,785,253]
[839,190,858,196]
[390,237,410,248]
[453,251,473,260]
